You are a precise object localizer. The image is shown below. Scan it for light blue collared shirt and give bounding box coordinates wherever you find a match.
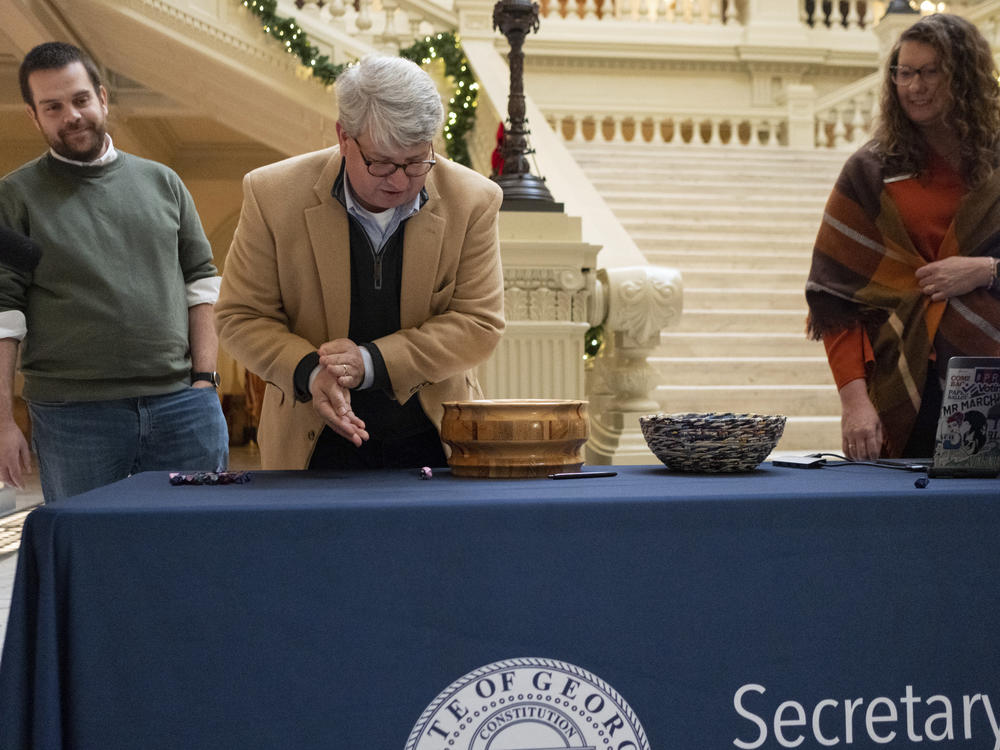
[342,173,422,254]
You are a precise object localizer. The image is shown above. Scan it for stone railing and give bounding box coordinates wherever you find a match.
[543,107,788,146]
[802,0,876,29]
[537,0,744,24]
[812,72,879,149]
[289,0,456,56]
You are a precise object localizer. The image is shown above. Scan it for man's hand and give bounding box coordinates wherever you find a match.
[318,338,366,390]
[0,420,31,489]
[915,256,994,302]
[839,378,884,460]
[310,368,369,447]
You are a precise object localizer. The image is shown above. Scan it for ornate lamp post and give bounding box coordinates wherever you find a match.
[492,0,561,210]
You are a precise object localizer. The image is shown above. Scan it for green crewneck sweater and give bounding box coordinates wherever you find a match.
[0,152,217,401]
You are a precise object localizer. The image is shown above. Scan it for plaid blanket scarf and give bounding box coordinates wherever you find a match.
[806,143,1000,456]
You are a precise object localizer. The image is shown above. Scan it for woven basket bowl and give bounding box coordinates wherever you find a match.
[639,412,787,473]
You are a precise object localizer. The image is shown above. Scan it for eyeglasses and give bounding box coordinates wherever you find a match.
[890,64,942,87]
[351,138,436,177]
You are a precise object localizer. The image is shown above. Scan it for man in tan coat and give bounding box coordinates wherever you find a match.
[216,55,504,469]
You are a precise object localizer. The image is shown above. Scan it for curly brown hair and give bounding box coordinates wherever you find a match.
[873,13,1000,187]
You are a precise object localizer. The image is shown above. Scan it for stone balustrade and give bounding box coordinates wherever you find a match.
[543,110,787,146]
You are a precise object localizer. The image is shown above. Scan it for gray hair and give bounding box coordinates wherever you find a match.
[335,55,444,151]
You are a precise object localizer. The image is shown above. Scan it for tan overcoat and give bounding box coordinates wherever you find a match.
[216,147,505,469]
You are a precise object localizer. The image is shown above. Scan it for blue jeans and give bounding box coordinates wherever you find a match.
[28,387,229,502]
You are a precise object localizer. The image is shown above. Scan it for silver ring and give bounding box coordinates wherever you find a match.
[341,364,347,377]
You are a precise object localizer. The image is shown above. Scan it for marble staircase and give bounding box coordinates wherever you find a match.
[567,142,851,452]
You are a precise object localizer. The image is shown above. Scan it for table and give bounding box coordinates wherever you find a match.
[1,464,999,749]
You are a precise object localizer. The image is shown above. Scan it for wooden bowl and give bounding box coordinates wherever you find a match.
[440,399,589,478]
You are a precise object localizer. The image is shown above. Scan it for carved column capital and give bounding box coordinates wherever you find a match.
[588,265,682,412]
[599,265,682,349]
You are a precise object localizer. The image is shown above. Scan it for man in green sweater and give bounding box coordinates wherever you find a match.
[0,42,228,501]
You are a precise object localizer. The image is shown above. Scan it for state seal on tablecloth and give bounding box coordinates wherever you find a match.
[406,657,650,750]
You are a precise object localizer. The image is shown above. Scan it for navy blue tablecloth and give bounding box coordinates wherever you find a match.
[1,464,999,749]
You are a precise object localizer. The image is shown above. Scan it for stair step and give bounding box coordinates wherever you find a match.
[620,218,821,236]
[654,384,840,415]
[634,231,813,246]
[683,287,807,310]
[770,416,842,453]
[566,142,848,160]
[652,356,833,384]
[648,252,812,273]
[673,269,809,291]
[610,203,827,219]
[571,140,845,444]
[657,332,825,358]
[600,190,830,206]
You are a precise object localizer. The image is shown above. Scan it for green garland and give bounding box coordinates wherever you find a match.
[240,0,347,85]
[238,1,477,166]
[399,33,478,168]
[584,324,604,359]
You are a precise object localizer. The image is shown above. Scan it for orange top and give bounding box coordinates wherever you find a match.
[822,150,965,388]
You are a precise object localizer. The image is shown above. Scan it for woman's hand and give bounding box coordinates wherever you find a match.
[838,378,884,460]
[915,256,994,301]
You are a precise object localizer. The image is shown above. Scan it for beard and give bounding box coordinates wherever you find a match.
[52,120,108,163]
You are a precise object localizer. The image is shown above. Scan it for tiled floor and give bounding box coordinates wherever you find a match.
[0,443,262,656]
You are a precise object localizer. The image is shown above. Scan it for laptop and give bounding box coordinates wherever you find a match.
[927,356,1000,478]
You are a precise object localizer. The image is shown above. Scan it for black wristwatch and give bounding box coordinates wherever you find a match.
[191,371,221,389]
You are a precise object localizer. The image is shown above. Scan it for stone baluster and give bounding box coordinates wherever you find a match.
[859,0,872,28]
[708,118,723,146]
[849,97,866,146]
[328,0,348,22]
[828,0,843,29]
[300,0,322,13]
[695,119,708,145]
[586,265,684,464]
[356,0,374,31]
[844,0,859,29]
[831,107,847,149]
[380,0,402,48]
[766,120,780,147]
[722,0,735,24]
[699,0,712,24]
[758,120,770,147]
[583,0,600,19]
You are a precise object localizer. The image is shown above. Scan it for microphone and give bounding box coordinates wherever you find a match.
[0,225,42,273]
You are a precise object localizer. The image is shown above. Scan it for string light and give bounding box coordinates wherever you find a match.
[399,31,479,167]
